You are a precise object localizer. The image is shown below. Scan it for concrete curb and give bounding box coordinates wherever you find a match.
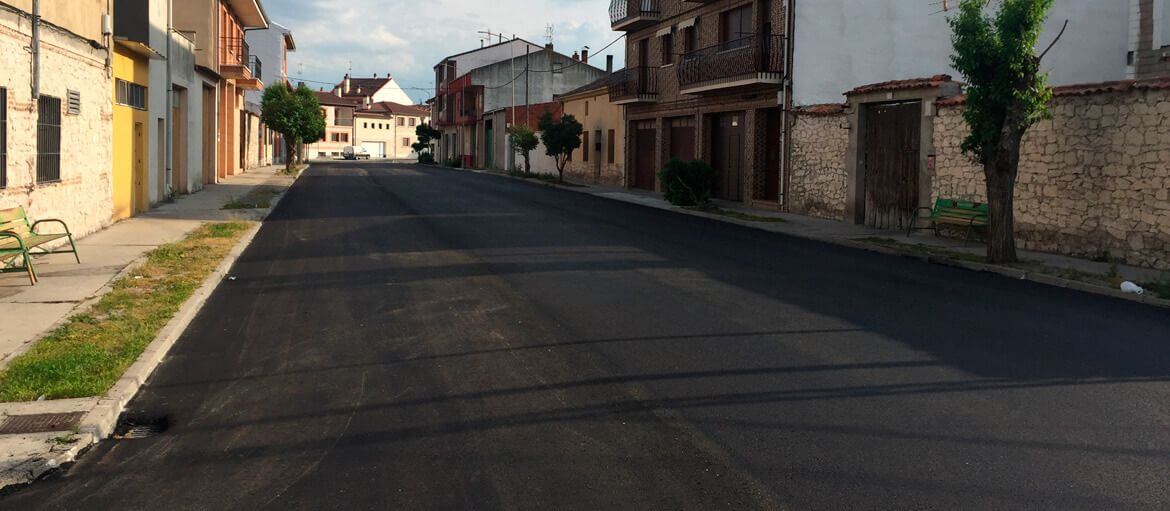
[465,168,1170,310]
[0,166,306,491]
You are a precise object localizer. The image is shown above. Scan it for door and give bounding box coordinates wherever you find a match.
[763,107,781,201]
[362,141,385,158]
[202,85,216,184]
[172,88,188,194]
[668,117,695,162]
[485,122,494,169]
[863,100,921,229]
[157,118,166,201]
[133,122,148,214]
[633,121,656,190]
[710,113,744,202]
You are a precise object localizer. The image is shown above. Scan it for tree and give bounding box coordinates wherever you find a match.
[949,0,1061,263]
[261,83,325,171]
[507,124,539,173]
[538,111,583,183]
[412,123,442,164]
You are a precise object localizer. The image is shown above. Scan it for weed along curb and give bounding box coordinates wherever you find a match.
[0,167,305,491]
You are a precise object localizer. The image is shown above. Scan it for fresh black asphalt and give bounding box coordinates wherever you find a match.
[6,162,1170,510]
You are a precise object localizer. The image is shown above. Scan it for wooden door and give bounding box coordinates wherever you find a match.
[202,85,216,184]
[172,89,188,194]
[669,117,695,162]
[633,122,656,190]
[711,113,744,202]
[863,101,921,229]
[763,107,781,201]
[133,122,148,214]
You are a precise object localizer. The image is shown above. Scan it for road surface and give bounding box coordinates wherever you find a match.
[6,162,1170,510]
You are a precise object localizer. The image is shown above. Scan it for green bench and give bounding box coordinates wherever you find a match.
[0,207,81,285]
[907,199,989,240]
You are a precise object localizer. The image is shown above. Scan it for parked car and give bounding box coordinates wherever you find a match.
[342,146,370,160]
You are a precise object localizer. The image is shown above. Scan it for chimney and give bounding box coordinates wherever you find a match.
[606,55,613,73]
[545,43,553,51]
[335,87,342,97]
[344,74,351,94]
[572,51,580,61]
[373,73,378,78]
[581,49,588,64]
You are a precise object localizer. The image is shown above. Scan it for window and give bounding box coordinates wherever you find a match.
[683,25,697,55]
[582,131,589,162]
[37,95,61,183]
[0,88,5,188]
[721,4,752,48]
[342,133,349,142]
[661,32,673,66]
[403,137,410,147]
[607,129,615,164]
[66,90,80,115]
[115,79,148,110]
[397,117,405,126]
[595,129,602,158]
[409,118,416,126]
[364,122,368,128]
[552,60,564,74]
[585,101,590,116]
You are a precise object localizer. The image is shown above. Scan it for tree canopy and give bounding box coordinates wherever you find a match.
[538,111,583,183]
[507,124,539,173]
[261,83,326,169]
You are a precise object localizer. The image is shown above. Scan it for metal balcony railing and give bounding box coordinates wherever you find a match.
[609,0,660,28]
[677,35,785,90]
[249,55,262,80]
[220,35,250,68]
[607,66,659,103]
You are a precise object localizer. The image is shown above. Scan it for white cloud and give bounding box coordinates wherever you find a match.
[267,0,623,103]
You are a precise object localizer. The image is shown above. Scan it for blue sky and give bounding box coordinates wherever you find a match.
[265,0,624,104]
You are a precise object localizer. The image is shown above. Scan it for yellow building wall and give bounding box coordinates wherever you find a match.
[112,45,150,220]
[562,90,625,186]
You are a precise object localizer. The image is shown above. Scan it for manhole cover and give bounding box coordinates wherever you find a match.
[0,412,85,434]
[112,415,169,440]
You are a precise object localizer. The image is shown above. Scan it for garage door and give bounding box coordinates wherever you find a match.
[362,142,385,159]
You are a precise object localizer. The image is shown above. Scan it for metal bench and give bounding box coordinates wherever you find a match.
[0,207,81,285]
[907,199,989,241]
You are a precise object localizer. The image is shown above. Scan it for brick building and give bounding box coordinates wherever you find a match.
[1131,0,1170,79]
[610,0,788,207]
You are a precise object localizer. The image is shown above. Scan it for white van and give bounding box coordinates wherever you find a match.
[342,146,370,160]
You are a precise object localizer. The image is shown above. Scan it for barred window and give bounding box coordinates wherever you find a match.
[115,79,148,110]
[0,87,6,188]
[37,95,61,184]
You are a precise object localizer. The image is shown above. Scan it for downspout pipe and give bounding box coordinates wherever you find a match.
[165,0,173,196]
[31,0,40,99]
[779,0,794,209]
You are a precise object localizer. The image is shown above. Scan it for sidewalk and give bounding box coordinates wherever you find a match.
[492,172,1168,305]
[0,166,295,369]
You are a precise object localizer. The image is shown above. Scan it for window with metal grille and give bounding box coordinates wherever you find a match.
[115,80,147,110]
[37,95,62,184]
[1,87,6,188]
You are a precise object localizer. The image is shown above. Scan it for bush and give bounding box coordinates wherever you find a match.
[658,158,714,206]
[417,152,435,165]
[445,157,463,168]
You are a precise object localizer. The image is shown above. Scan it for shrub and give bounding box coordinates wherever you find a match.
[445,157,463,168]
[659,158,714,206]
[417,152,435,164]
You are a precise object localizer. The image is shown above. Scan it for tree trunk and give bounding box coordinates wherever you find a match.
[284,137,296,171]
[984,122,1024,264]
[523,153,531,173]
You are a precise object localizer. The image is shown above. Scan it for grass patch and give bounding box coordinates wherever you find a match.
[860,237,987,264]
[686,206,786,223]
[1139,277,1170,299]
[0,221,254,401]
[222,186,284,209]
[278,164,307,176]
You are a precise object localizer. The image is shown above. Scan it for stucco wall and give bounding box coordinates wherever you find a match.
[0,10,113,238]
[561,90,625,186]
[793,0,1132,105]
[788,112,849,220]
[933,87,1170,269]
[475,51,608,113]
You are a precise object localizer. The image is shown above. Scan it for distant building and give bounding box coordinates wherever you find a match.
[333,74,415,106]
[558,77,625,186]
[355,102,431,160]
[307,91,358,159]
[1131,0,1170,79]
[246,21,297,166]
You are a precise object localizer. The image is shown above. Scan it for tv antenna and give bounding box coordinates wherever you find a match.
[478,30,505,47]
[545,24,554,46]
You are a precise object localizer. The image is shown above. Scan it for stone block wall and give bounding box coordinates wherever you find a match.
[0,11,114,239]
[788,110,849,220]
[933,86,1170,269]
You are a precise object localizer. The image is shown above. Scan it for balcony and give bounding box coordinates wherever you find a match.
[677,35,784,95]
[220,35,262,89]
[609,0,661,31]
[608,66,659,105]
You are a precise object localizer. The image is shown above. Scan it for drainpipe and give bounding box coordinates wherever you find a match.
[165,0,174,195]
[30,0,40,99]
[778,0,794,209]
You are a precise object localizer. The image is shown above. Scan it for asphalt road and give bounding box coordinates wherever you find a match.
[6,162,1170,510]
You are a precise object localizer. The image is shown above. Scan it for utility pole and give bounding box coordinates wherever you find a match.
[524,46,530,127]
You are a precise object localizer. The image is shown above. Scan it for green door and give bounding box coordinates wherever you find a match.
[485,125,494,169]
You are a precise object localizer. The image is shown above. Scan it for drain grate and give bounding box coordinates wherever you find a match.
[0,412,86,434]
[112,415,169,440]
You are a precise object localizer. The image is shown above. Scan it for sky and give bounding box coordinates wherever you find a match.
[265,0,625,104]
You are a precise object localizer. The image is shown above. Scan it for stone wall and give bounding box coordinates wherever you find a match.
[0,11,114,239]
[933,85,1170,269]
[788,110,849,220]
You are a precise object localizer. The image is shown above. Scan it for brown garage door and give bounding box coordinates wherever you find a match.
[710,112,744,202]
[863,100,921,229]
[668,117,695,162]
[633,120,657,190]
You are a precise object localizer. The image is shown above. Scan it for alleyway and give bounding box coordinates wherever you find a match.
[6,161,1170,510]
